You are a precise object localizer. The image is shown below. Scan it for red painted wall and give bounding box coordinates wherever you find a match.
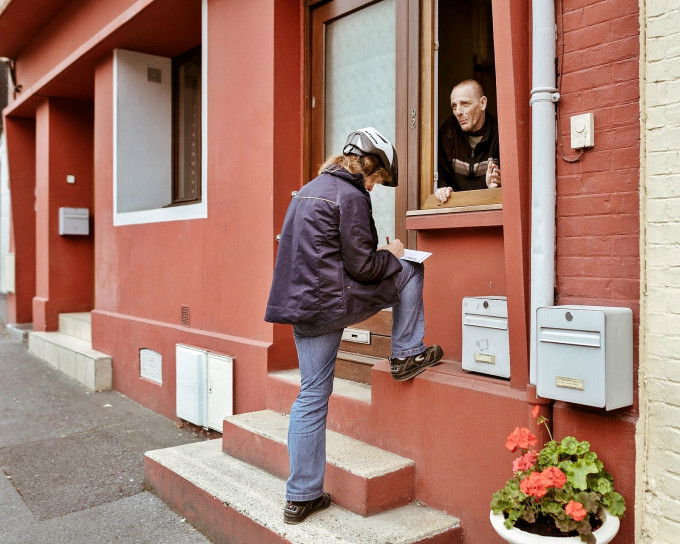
[91,0,303,416]
[33,98,94,331]
[4,117,36,324]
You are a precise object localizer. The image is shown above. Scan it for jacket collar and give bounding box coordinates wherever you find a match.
[321,165,367,193]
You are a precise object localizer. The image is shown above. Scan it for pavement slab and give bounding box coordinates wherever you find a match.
[0,330,212,543]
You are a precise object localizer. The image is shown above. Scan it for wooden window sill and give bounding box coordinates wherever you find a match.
[406,188,503,230]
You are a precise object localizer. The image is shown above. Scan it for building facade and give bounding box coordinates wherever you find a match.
[0,0,665,541]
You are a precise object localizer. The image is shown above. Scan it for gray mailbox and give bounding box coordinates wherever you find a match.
[536,305,633,410]
[58,207,89,235]
[462,296,510,378]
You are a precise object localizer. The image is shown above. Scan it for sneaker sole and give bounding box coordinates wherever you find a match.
[392,358,442,382]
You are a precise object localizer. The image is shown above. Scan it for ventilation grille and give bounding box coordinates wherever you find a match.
[180,305,190,327]
[147,66,162,83]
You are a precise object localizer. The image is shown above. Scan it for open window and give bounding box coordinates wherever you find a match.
[113,42,206,226]
[417,0,500,211]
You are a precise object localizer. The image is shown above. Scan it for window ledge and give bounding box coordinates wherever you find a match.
[406,205,502,230]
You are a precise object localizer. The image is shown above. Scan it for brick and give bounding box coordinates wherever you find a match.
[647,34,680,63]
[560,65,614,94]
[584,0,638,26]
[582,213,639,236]
[555,276,613,298]
[646,198,680,222]
[646,102,680,130]
[611,277,639,299]
[557,235,613,256]
[648,126,680,152]
[646,245,680,267]
[645,175,680,198]
[560,7,584,31]
[647,223,680,246]
[555,256,586,276]
[648,57,680,83]
[612,235,640,257]
[612,102,640,126]
[613,57,640,83]
[581,82,639,109]
[563,21,611,52]
[611,12,641,40]
[647,150,680,176]
[646,11,680,39]
[612,146,641,169]
[556,215,584,236]
[581,255,639,279]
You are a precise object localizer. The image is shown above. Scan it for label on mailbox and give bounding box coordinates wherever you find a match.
[475,353,496,364]
[556,376,585,391]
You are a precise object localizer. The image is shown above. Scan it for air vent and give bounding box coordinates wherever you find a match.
[180,305,190,327]
[147,66,162,83]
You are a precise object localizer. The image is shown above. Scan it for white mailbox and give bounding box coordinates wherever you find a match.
[462,296,510,378]
[536,305,633,410]
[59,207,89,235]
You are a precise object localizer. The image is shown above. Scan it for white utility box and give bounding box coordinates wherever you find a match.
[175,345,234,431]
[59,207,89,235]
[536,305,633,410]
[462,296,510,378]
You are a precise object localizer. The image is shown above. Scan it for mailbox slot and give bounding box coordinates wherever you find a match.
[462,296,510,378]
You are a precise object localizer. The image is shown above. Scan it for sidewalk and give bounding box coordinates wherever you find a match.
[0,331,213,544]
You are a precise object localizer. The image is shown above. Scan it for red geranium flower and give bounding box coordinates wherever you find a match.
[505,426,538,452]
[565,500,587,521]
[513,451,538,473]
[531,405,540,419]
[520,471,551,498]
[541,466,567,489]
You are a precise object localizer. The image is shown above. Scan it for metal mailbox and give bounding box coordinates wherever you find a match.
[462,296,510,378]
[59,207,89,235]
[536,305,633,410]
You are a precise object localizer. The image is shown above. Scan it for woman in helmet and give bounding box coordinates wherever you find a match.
[265,127,443,524]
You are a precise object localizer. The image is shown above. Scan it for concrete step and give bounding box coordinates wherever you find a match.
[145,440,462,544]
[58,312,92,342]
[28,331,112,391]
[223,410,414,516]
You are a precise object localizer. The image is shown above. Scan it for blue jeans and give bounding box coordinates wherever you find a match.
[286,260,426,501]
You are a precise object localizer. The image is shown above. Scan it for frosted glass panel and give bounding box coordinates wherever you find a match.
[325,0,396,242]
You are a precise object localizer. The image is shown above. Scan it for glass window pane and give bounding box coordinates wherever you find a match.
[174,49,201,203]
[325,0,396,242]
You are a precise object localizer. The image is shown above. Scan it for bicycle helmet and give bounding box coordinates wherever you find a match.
[342,127,398,187]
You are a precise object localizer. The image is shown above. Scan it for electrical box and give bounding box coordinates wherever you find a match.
[462,296,510,378]
[536,306,633,410]
[570,113,595,149]
[176,345,208,427]
[176,345,234,431]
[58,207,89,235]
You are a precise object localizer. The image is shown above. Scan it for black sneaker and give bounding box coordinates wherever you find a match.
[283,492,331,524]
[390,345,444,381]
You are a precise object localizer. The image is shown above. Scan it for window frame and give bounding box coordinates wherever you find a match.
[171,45,202,206]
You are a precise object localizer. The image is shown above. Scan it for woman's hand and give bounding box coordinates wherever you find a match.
[379,239,404,259]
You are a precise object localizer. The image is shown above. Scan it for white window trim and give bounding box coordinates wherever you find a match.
[112,0,208,226]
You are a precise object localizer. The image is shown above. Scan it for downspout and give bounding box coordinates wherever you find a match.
[529,1,559,384]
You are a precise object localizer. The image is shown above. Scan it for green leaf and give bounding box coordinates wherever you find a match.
[595,477,613,494]
[604,492,626,517]
[567,458,599,490]
[559,436,580,456]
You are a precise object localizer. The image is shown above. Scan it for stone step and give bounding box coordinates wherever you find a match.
[58,312,92,342]
[28,331,112,391]
[223,410,414,516]
[145,440,462,544]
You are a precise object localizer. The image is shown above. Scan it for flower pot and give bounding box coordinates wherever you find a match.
[489,510,620,544]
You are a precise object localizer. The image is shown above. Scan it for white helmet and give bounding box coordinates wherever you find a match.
[342,127,398,187]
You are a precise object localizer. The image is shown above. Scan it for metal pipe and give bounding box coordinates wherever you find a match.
[529,0,559,384]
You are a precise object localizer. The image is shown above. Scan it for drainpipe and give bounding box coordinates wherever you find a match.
[529,0,559,385]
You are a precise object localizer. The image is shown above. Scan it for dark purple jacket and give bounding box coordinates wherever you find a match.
[265,166,402,325]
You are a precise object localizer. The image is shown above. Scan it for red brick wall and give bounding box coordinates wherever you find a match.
[555,0,640,314]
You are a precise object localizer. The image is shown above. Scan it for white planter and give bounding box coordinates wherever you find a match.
[489,510,620,544]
